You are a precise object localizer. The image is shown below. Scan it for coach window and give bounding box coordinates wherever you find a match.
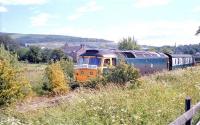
[174,58,177,65]
[179,58,182,65]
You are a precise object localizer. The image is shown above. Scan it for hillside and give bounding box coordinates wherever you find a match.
[1,65,200,124]
[0,32,117,49]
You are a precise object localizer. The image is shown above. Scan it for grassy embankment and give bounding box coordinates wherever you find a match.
[1,64,200,125]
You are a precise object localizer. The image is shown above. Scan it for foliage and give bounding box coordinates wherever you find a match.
[3,66,200,124]
[44,62,69,95]
[118,36,140,50]
[59,59,74,79]
[0,35,19,52]
[50,49,65,61]
[195,26,200,35]
[27,46,42,63]
[17,47,29,61]
[156,45,174,54]
[20,63,46,95]
[106,61,140,85]
[17,46,68,63]
[0,47,31,106]
[41,48,52,63]
[84,76,107,88]
[0,45,19,67]
[174,44,200,54]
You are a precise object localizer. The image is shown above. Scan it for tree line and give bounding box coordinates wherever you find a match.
[17,46,67,63]
[0,35,68,63]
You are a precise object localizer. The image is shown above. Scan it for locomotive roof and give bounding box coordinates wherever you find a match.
[80,49,117,58]
[80,49,168,58]
[118,50,168,58]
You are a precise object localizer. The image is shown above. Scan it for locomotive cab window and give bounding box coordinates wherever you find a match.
[104,58,111,66]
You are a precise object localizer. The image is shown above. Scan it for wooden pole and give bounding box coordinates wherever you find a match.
[185,96,191,125]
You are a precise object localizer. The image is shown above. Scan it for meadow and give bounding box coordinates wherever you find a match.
[1,64,200,125]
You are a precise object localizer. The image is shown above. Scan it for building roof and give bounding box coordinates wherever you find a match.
[62,43,85,53]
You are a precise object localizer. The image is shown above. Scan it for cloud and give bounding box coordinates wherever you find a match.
[101,20,200,46]
[30,13,51,27]
[0,0,47,5]
[134,0,171,8]
[47,20,200,46]
[192,6,200,13]
[68,1,103,21]
[0,6,7,12]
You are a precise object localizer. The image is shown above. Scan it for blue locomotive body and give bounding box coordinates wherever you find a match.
[117,51,169,75]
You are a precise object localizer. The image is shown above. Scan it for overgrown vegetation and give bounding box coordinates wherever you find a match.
[82,62,140,88]
[0,47,31,106]
[43,62,69,95]
[2,67,200,124]
[106,61,140,85]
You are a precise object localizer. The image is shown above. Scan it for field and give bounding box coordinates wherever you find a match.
[1,64,200,124]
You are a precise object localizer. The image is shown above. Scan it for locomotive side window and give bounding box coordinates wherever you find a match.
[104,58,111,66]
[112,58,117,66]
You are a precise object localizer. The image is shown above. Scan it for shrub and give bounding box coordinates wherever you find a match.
[59,59,74,79]
[106,61,140,85]
[0,59,31,106]
[0,45,18,67]
[44,62,69,95]
[84,76,107,88]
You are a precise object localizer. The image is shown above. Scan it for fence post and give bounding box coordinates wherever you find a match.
[185,96,191,125]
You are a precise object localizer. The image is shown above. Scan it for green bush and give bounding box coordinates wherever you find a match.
[0,47,31,106]
[0,45,18,67]
[59,59,74,79]
[84,76,107,88]
[44,62,69,95]
[106,61,140,85]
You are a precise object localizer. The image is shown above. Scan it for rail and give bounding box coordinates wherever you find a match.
[169,97,200,125]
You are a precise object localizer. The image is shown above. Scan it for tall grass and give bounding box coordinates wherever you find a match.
[20,63,47,95]
[2,67,200,124]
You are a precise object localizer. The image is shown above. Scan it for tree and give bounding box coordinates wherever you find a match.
[118,36,140,50]
[195,26,200,35]
[0,35,19,52]
[27,46,42,63]
[41,49,52,63]
[17,48,29,61]
[160,46,173,54]
[50,49,65,61]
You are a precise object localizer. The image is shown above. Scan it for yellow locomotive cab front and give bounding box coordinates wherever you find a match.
[74,50,117,83]
[74,64,99,82]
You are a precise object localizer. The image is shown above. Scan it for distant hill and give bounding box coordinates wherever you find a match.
[0,32,117,49]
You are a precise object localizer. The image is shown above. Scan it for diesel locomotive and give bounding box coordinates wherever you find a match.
[74,49,195,83]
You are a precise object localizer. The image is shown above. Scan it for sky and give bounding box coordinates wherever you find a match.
[0,0,200,46]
